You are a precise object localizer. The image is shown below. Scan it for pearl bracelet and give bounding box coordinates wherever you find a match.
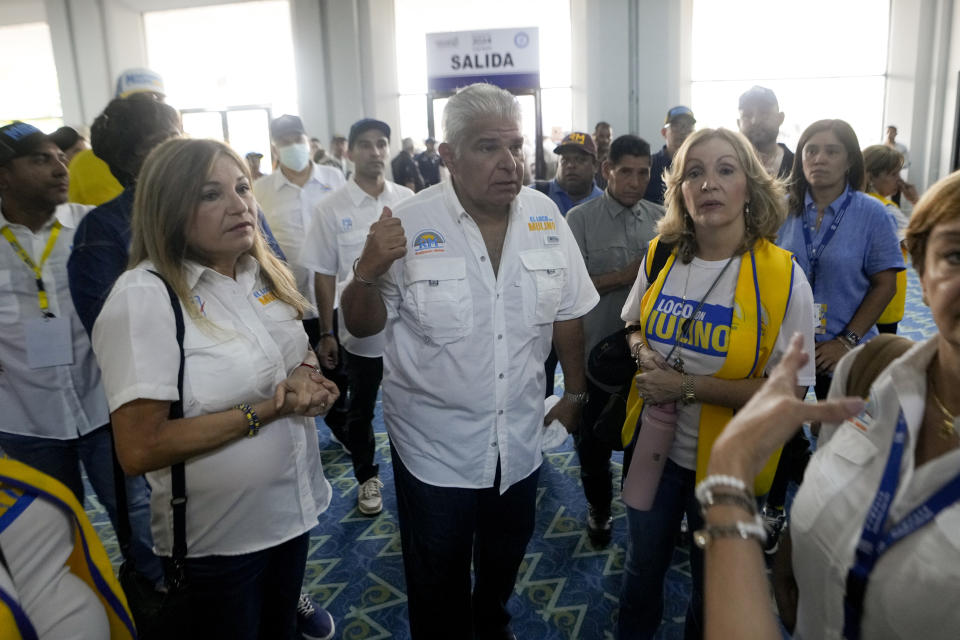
[695,474,750,505]
[693,513,767,549]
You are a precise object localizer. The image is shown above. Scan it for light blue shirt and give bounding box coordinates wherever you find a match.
[542,179,602,216]
[777,186,904,343]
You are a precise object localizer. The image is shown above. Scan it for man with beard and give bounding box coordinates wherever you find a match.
[643,106,696,205]
[737,85,794,178]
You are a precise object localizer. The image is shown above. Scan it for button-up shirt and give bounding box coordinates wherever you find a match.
[253,163,345,316]
[792,337,960,639]
[92,256,331,556]
[539,179,602,216]
[643,145,672,205]
[376,181,599,492]
[777,186,904,342]
[0,204,109,439]
[300,179,414,358]
[566,191,664,389]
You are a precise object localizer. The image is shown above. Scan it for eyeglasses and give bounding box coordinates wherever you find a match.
[559,154,594,167]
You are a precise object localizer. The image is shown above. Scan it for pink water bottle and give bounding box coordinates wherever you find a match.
[622,401,677,510]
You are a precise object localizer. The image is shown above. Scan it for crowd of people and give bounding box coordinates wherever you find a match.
[0,64,956,640]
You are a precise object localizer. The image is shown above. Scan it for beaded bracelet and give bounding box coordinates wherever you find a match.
[235,402,262,438]
[695,474,751,504]
[298,362,322,375]
[697,491,757,517]
[692,514,767,549]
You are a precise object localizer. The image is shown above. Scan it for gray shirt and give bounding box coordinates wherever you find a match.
[566,191,664,389]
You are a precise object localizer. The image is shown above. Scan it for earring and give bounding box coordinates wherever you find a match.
[744,201,751,216]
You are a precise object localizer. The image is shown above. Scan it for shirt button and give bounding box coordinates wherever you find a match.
[491,441,497,447]
[498,334,503,340]
[498,409,504,415]
[480,256,487,262]
[498,373,504,379]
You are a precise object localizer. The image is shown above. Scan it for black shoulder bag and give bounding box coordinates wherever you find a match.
[114,271,190,638]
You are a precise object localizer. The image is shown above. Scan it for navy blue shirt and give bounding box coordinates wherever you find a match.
[532,179,602,216]
[776,186,904,343]
[68,188,286,336]
[642,145,672,205]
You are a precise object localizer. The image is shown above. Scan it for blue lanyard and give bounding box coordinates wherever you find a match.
[842,410,960,639]
[0,493,39,640]
[801,191,853,291]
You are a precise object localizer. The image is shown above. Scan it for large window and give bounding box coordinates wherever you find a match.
[690,0,890,151]
[0,21,63,130]
[394,0,572,146]
[144,0,297,163]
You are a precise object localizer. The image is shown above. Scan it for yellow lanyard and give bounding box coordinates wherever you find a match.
[1,221,62,317]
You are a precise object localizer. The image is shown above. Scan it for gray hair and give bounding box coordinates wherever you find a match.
[442,83,522,157]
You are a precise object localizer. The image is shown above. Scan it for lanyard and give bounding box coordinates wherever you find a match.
[1,221,62,318]
[801,191,853,291]
[0,493,39,640]
[842,409,960,639]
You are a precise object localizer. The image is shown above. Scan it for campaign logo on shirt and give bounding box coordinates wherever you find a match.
[192,295,207,317]
[253,286,277,306]
[528,215,556,232]
[413,229,445,255]
[341,218,353,232]
[646,294,733,358]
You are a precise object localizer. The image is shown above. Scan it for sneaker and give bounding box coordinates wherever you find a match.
[297,592,335,640]
[586,504,612,548]
[761,505,787,555]
[358,476,384,515]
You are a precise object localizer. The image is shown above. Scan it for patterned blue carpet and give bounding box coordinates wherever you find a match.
[85,264,935,640]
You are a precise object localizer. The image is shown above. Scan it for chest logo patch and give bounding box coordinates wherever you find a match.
[413,229,445,255]
[192,295,207,317]
[341,218,353,232]
[253,286,277,306]
[528,215,556,232]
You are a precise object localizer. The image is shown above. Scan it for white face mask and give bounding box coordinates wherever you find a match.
[277,142,311,172]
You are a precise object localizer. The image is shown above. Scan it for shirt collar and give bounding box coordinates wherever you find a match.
[442,177,524,225]
[184,253,259,291]
[347,178,391,207]
[271,162,325,192]
[804,184,853,213]
[0,202,60,232]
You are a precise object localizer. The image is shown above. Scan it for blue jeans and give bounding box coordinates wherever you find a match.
[618,459,704,640]
[391,443,539,640]
[178,531,309,640]
[0,425,163,583]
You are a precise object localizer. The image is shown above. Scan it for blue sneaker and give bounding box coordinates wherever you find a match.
[297,592,334,640]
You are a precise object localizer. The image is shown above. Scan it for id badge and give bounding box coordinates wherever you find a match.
[814,302,827,335]
[24,316,74,368]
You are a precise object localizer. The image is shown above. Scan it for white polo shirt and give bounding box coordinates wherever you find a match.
[0,204,109,439]
[377,180,599,493]
[300,179,414,358]
[791,336,960,640]
[253,162,345,317]
[92,256,331,557]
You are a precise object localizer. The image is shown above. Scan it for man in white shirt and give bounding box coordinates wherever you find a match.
[253,114,345,347]
[301,119,413,516]
[0,122,116,522]
[342,84,599,640]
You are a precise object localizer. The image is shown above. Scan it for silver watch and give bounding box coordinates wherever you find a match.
[563,391,589,406]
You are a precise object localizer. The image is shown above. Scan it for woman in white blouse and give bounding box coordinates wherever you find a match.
[92,138,337,640]
[700,169,960,639]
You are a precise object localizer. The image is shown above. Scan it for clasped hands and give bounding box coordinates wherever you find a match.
[275,366,340,418]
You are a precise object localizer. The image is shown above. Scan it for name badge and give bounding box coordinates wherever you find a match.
[814,302,828,335]
[544,234,561,246]
[24,316,73,369]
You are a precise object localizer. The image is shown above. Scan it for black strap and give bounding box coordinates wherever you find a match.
[647,239,675,285]
[148,271,188,589]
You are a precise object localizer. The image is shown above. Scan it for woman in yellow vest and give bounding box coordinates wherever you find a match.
[616,128,816,639]
[863,144,917,335]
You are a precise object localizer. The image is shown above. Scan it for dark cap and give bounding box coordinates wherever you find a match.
[49,126,83,152]
[245,151,264,159]
[553,131,597,158]
[738,86,779,111]
[664,106,695,125]
[348,118,391,148]
[424,136,436,144]
[269,114,307,140]
[0,122,51,166]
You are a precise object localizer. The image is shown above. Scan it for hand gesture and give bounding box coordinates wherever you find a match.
[356,206,407,280]
[274,366,340,417]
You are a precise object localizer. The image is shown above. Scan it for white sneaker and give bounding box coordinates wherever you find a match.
[358,476,384,515]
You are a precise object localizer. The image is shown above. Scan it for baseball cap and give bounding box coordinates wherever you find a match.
[738,86,779,111]
[49,126,83,152]
[245,151,264,159]
[664,106,695,125]
[115,68,165,99]
[0,122,52,166]
[348,118,391,148]
[553,131,597,158]
[424,136,436,144]
[269,115,307,141]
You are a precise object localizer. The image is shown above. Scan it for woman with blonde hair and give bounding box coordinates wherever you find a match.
[617,127,815,638]
[92,138,338,639]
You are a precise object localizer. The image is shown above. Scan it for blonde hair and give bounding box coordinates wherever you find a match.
[129,138,308,319]
[905,169,960,275]
[659,128,786,263]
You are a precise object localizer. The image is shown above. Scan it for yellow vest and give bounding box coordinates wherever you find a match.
[867,192,908,325]
[622,236,795,494]
[0,458,136,639]
[67,149,123,206]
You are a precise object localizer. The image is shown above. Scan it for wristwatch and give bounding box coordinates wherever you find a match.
[680,374,697,405]
[563,391,589,406]
[841,329,861,347]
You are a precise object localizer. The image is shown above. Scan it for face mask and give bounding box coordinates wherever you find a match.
[277,142,311,172]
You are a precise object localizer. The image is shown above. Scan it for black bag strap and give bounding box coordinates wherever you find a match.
[647,238,675,285]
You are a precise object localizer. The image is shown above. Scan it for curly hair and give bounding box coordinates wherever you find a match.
[658,127,787,263]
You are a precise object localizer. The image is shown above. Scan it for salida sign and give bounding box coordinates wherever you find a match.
[426,27,540,92]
